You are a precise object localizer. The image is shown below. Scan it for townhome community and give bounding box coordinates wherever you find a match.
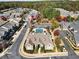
[0,1,79,59]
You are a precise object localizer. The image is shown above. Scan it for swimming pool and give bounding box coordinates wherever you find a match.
[36,28,43,33]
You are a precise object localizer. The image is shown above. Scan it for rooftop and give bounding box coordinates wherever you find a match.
[0,19,8,26]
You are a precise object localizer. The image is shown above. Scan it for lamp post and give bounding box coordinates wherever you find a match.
[5,51,23,59]
[49,56,51,59]
[5,52,12,59]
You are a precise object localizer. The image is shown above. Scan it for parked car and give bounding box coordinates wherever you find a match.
[0,16,7,21]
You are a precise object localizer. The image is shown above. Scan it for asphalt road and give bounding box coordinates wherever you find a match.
[0,20,50,59]
[0,23,28,59]
[0,9,50,59]
[0,24,78,59]
[60,30,79,59]
[1,10,79,59]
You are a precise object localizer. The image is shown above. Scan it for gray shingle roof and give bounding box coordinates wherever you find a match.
[2,21,16,29]
[0,27,8,36]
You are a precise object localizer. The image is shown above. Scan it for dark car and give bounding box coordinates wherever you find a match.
[1,16,7,21]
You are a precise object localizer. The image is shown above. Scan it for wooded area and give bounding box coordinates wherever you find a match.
[0,1,79,11]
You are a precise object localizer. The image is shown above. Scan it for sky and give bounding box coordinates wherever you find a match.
[0,0,76,2]
[0,0,45,2]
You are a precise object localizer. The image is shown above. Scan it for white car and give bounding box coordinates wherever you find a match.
[23,22,27,28]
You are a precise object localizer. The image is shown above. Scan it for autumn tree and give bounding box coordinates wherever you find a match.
[51,18,59,30]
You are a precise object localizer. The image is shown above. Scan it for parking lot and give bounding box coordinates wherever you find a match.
[24,27,54,53]
[0,7,28,53]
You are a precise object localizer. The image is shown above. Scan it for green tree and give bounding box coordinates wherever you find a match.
[67,16,74,22]
[42,6,60,20]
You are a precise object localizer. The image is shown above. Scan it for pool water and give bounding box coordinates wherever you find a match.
[36,28,43,33]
